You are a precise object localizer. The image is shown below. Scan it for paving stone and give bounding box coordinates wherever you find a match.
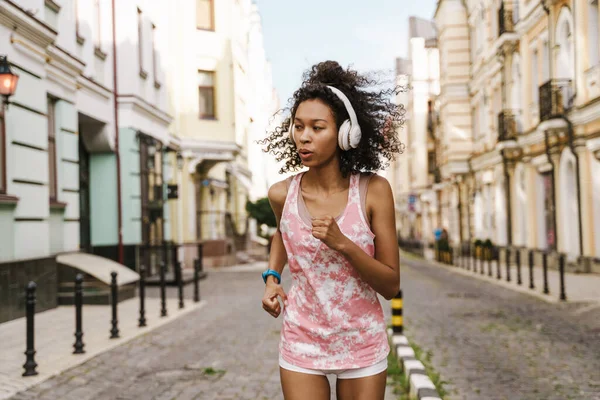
[401,254,600,400]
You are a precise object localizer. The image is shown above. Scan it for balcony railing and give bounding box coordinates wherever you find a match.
[539,79,574,122]
[497,110,521,141]
[498,2,515,36]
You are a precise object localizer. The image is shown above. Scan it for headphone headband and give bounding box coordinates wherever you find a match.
[325,86,359,130]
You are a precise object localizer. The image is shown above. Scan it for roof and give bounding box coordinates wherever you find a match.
[396,57,412,76]
[409,16,437,40]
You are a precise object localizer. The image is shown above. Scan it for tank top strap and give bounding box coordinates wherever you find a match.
[348,172,361,204]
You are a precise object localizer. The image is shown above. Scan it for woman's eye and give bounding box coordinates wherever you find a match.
[314,126,324,131]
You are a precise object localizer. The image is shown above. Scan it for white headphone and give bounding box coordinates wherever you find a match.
[289,85,362,151]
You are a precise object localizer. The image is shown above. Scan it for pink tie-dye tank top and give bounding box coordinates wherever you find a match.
[278,172,390,369]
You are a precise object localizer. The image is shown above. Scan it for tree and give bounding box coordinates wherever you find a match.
[246,197,276,231]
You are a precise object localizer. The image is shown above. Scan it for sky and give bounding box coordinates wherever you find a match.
[256,0,438,107]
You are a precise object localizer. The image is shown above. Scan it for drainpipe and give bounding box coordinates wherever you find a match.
[111,0,124,264]
[543,130,558,251]
[502,154,513,245]
[455,180,464,244]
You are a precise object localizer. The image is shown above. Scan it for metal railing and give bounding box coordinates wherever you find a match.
[539,79,574,121]
[497,110,520,141]
[498,2,515,36]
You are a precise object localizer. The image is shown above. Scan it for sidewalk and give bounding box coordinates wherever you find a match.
[0,295,205,400]
[415,248,600,304]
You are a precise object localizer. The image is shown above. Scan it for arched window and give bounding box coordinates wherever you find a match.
[556,8,575,80]
[589,0,600,67]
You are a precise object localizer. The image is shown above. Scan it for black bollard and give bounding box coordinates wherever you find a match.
[110,271,120,339]
[194,259,201,303]
[177,261,184,309]
[542,252,550,294]
[528,250,535,289]
[160,262,167,317]
[559,254,567,301]
[73,274,85,354]
[138,266,147,327]
[516,249,522,286]
[496,248,502,280]
[481,248,486,275]
[506,248,511,282]
[488,248,493,277]
[23,282,38,377]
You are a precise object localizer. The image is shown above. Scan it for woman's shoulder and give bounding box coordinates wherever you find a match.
[361,172,392,197]
[267,174,300,207]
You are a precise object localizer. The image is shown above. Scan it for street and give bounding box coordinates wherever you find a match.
[400,252,600,400]
[7,255,600,400]
[6,264,395,400]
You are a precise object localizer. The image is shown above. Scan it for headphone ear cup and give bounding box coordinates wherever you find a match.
[349,124,362,149]
[338,119,351,151]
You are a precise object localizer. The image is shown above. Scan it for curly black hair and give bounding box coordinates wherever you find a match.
[259,60,406,177]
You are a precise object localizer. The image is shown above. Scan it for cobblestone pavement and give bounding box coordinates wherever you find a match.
[8,264,397,400]
[401,252,600,400]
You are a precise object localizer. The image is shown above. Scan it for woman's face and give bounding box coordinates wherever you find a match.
[292,99,339,167]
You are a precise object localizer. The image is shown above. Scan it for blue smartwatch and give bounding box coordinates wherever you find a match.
[262,269,281,284]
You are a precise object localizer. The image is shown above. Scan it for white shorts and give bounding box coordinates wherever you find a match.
[279,354,388,379]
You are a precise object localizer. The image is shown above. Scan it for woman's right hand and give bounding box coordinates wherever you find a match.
[262,279,288,318]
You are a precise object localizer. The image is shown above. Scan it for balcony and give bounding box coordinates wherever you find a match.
[539,79,574,121]
[498,2,515,36]
[497,110,521,141]
[585,64,600,100]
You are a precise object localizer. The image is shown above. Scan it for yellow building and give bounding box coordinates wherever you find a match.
[167,0,274,267]
[424,0,600,272]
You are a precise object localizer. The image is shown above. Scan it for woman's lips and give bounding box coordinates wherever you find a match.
[298,150,313,160]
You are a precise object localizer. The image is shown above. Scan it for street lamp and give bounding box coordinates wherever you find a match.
[0,56,19,109]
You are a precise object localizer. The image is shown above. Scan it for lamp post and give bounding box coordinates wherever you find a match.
[0,56,19,109]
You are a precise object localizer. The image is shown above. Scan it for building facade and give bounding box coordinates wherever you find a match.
[166,0,277,267]
[1,0,277,322]
[390,17,441,245]
[415,0,600,272]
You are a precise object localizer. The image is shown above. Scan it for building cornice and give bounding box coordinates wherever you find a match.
[0,0,56,48]
[117,94,172,128]
[515,3,546,37]
[570,98,600,126]
[470,149,503,171]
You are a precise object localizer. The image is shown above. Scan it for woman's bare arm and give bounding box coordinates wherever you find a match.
[337,175,400,300]
[265,180,289,283]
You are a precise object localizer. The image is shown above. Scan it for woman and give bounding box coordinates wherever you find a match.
[260,60,405,400]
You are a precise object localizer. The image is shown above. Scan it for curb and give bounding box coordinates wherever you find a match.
[387,328,442,400]
[400,249,568,305]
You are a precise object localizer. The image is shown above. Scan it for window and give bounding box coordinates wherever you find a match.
[44,0,60,31]
[531,49,538,104]
[138,8,146,77]
[94,0,101,48]
[542,38,550,82]
[152,24,158,85]
[75,0,83,43]
[196,0,215,31]
[589,0,600,67]
[0,108,5,194]
[198,70,216,119]
[48,97,58,202]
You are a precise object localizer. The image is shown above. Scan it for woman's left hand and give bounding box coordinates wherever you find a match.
[312,216,349,252]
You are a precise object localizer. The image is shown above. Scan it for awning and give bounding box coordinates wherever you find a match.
[226,164,253,190]
[56,253,139,286]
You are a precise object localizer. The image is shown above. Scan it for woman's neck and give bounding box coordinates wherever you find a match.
[303,160,349,195]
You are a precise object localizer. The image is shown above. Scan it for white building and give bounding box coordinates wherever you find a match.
[390,17,440,244]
